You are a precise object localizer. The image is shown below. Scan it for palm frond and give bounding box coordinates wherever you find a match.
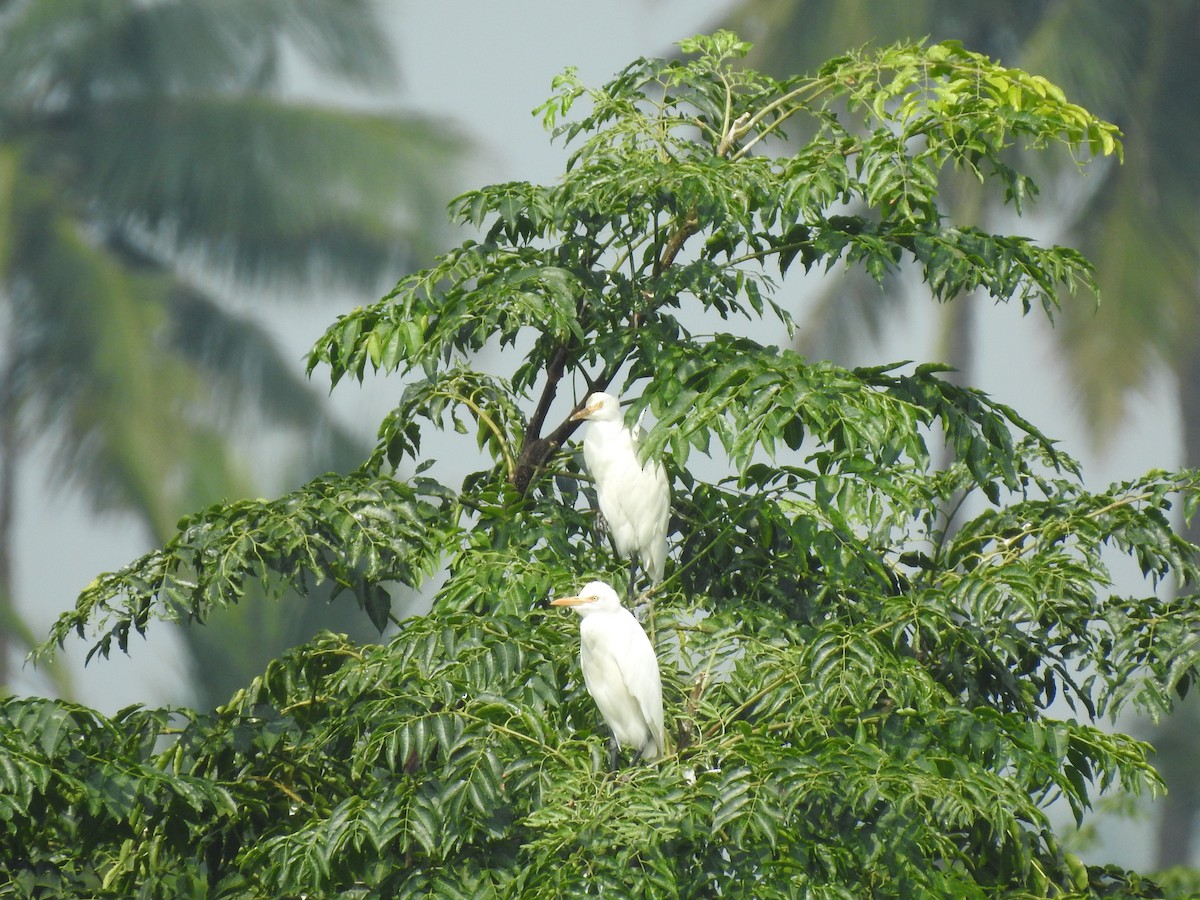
[41,97,463,285]
[0,0,395,106]
[164,285,368,473]
[8,190,242,532]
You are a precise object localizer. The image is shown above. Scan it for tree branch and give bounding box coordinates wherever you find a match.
[511,204,698,493]
[657,208,701,274]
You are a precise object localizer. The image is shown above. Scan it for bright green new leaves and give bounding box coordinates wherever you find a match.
[14,31,1199,899]
[311,34,1119,394]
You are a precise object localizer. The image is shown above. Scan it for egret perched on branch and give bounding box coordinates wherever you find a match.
[571,392,670,596]
[551,581,666,767]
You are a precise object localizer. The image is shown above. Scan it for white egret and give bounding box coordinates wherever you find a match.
[570,392,670,595]
[551,580,666,766]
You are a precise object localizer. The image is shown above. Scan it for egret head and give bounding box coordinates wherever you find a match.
[570,392,621,423]
[550,580,623,616]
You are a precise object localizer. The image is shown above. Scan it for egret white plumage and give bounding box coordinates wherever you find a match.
[571,392,670,595]
[551,580,666,766]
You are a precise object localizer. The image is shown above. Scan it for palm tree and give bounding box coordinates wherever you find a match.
[721,0,1200,870]
[0,1,463,696]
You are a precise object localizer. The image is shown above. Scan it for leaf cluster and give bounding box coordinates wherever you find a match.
[41,471,456,658]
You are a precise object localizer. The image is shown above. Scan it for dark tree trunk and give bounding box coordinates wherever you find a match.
[0,351,17,688]
[1152,700,1200,868]
[1151,346,1200,869]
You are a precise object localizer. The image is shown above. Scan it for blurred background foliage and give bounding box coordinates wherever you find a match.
[0,0,464,704]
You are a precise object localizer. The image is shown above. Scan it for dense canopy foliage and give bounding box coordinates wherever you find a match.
[5,32,1198,897]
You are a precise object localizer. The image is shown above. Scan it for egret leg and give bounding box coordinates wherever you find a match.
[593,511,610,546]
[626,556,641,603]
[608,735,620,771]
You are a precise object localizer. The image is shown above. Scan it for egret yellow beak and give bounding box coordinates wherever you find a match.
[550,595,591,607]
[569,402,600,422]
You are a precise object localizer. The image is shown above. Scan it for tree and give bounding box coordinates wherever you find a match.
[0,0,462,694]
[721,0,1200,870]
[4,32,1199,897]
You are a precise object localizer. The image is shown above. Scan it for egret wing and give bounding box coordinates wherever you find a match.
[638,459,670,581]
[632,420,670,575]
[607,612,666,757]
[579,611,666,758]
[604,456,669,581]
[622,655,666,758]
